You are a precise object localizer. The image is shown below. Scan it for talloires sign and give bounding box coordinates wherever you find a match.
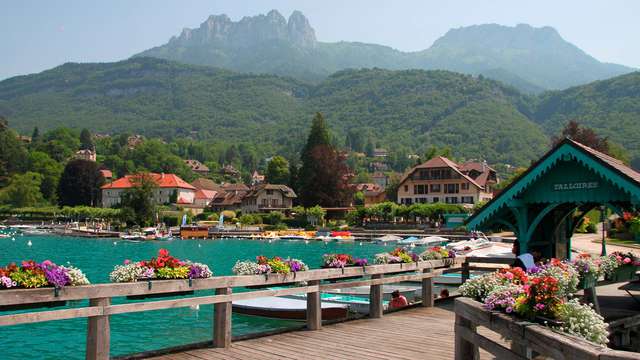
[553,182,599,191]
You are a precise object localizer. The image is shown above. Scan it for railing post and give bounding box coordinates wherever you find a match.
[86,297,110,360]
[421,269,434,307]
[306,280,321,330]
[461,260,470,284]
[214,287,232,348]
[455,314,478,360]
[369,274,383,318]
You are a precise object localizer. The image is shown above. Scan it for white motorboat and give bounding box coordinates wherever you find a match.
[232,297,349,320]
[374,234,402,245]
[120,233,145,241]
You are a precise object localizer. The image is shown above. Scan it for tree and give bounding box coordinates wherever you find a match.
[0,124,29,184]
[35,128,80,162]
[119,174,157,226]
[288,162,299,195]
[79,128,94,150]
[31,127,40,143]
[365,139,375,157]
[266,156,290,184]
[0,172,44,207]
[58,159,104,206]
[552,120,609,154]
[27,151,63,203]
[299,113,353,207]
[385,173,402,203]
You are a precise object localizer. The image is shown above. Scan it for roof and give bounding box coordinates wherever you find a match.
[372,172,387,179]
[184,159,209,172]
[222,183,250,191]
[195,189,217,200]
[352,183,383,193]
[99,169,113,179]
[398,156,483,189]
[466,138,640,230]
[244,184,297,198]
[191,178,222,191]
[101,173,196,190]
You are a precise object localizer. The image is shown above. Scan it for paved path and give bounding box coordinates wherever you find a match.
[148,304,495,360]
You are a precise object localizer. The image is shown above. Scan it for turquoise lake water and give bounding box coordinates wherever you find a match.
[0,233,392,359]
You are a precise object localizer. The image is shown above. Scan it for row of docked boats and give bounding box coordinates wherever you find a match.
[246,230,357,242]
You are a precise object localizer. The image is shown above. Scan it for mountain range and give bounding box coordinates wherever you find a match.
[1,57,639,168]
[136,10,634,93]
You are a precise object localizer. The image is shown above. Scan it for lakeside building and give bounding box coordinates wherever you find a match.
[396,156,497,206]
[372,172,389,189]
[353,183,386,206]
[251,170,265,186]
[241,184,297,214]
[99,169,113,183]
[75,149,96,162]
[210,183,250,212]
[100,173,196,208]
[191,178,222,192]
[183,159,210,176]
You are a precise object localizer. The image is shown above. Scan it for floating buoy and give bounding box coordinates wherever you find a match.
[359,242,363,246]
[305,240,309,244]
[12,237,15,241]
[113,241,117,245]
[27,240,32,247]
[198,243,202,248]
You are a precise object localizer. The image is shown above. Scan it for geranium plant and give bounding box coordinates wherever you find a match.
[109,248,212,283]
[420,246,455,260]
[374,248,419,264]
[232,256,309,275]
[0,260,89,289]
[322,254,368,268]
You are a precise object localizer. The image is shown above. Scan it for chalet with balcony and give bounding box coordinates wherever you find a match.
[241,184,297,214]
[396,157,497,206]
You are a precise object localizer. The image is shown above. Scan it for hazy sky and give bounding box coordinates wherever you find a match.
[2,0,639,80]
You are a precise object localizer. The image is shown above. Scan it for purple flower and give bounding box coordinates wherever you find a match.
[256,264,271,274]
[287,260,304,272]
[329,259,346,268]
[0,276,17,288]
[44,265,70,288]
[534,303,546,311]
[354,258,368,266]
[140,267,155,279]
[188,263,211,279]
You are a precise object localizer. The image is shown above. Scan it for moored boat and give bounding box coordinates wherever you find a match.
[232,297,349,320]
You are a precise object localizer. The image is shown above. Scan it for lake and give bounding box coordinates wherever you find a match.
[0,234,391,359]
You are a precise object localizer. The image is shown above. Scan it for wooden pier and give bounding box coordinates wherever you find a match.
[150,304,461,360]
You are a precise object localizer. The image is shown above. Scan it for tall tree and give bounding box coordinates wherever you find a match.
[288,162,299,196]
[119,173,157,226]
[552,120,609,154]
[31,126,40,143]
[265,156,290,184]
[299,113,353,207]
[79,128,94,150]
[0,122,29,184]
[27,151,63,202]
[58,159,104,206]
[0,172,44,207]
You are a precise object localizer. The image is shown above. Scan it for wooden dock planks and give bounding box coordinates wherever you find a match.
[147,305,493,360]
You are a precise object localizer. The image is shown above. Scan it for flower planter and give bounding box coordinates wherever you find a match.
[0,300,67,312]
[577,274,597,289]
[534,315,564,327]
[605,265,638,282]
[245,282,296,290]
[322,265,364,283]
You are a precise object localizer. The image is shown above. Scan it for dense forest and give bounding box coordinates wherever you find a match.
[0,57,639,169]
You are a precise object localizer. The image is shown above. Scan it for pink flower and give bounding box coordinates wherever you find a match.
[623,257,632,264]
[124,259,131,265]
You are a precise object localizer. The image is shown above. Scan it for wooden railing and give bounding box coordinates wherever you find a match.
[454,297,638,360]
[0,259,460,360]
[460,256,514,283]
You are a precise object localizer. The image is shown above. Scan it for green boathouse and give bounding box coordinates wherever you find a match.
[466,138,640,259]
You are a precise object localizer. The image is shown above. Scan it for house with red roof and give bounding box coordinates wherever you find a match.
[100,173,197,208]
[396,157,498,206]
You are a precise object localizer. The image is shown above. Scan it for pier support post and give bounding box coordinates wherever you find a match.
[421,270,434,307]
[307,280,321,330]
[369,274,383,318]
[461,261,470,284]
[86,297,110,360]
[455,314,479,360]
[214,287,232,348]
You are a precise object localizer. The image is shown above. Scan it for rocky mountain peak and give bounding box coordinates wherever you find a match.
[288,10,316,47]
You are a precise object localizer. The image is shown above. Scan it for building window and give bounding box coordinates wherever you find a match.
[414,184,427,195]
[432,197,439,203]
[266,189,274,195]
[405,198,413,205]
[430,184,441,193]
[461,183,469,190]
[461,196,475,204]
[419,170,429,180]
[404,185,408,192]
[444,184,459,194]
[445,197,459,204]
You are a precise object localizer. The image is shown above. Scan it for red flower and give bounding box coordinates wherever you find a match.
[158,249,169,258]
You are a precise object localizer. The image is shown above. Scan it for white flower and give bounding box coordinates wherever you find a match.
[555,299,609,345]
[232,260,260,275]
[109,263,148,283]
[61,265,90,286]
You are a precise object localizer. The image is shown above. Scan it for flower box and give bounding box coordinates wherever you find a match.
[232,256,309,288]
[110,249,213,299]
[577,274,597,289]
[321,254,367,282]
[605,265,638,282]
[0,300,67,312]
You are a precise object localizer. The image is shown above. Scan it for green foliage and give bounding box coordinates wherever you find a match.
[119,174,157,226]
[58,159,104,207]
[265,156,290,184]
[79,128,94,150]
[347,201,467,224]
[27,151,63,202]
[239,214,262,225]
[0,172,44,207]
[0,124,28,183]
[264,211,285,225]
